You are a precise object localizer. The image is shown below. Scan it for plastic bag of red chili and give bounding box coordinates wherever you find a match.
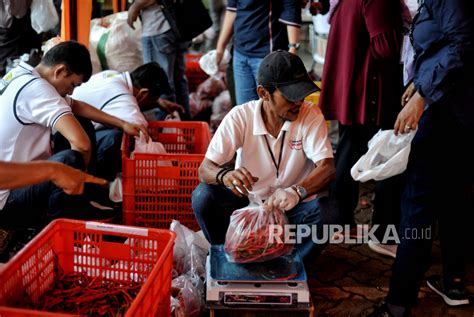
[224,204,294,263]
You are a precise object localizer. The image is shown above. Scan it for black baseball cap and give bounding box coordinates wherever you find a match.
[257,50,320,102]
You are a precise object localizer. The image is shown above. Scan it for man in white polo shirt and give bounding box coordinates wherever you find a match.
[71,62,180,181]
[192,50,336,259]
[0,41,141,229]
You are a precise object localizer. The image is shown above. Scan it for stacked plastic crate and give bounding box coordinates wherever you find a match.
[122,121,211,231]
[185,53,209,92]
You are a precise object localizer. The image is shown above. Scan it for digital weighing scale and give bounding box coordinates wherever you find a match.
[206,245,311,308]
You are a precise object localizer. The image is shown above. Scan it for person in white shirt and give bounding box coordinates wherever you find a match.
[192,51,336,259]
[71,62,181,181]
[0,41,145,229]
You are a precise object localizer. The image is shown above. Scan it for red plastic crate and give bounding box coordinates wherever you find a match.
[122,121,211,230]
[0,219,175,317]
[185,53,209,92]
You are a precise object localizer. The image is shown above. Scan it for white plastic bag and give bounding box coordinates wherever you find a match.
[132,132,175,191]
[198,49,231,76]
[132,131,168,156]
[351,129,416,182]
[89,12,143,74]
[30,0,59,34]
[109,173,122,203]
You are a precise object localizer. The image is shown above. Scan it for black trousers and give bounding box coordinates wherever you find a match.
[330,124,404,241]
[387,103,474,307]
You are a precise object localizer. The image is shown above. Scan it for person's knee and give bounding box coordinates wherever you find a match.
[96,130,122,150]
[192,183,216,215]
[48,150,85,170]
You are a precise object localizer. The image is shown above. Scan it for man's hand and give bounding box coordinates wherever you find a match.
[222,167,259,197]
[394,91,425,135]
[122,121,150,141]
[264,187,300,211]
[158,98,186,114]
[215,50,224,68]
[52,164,107,195]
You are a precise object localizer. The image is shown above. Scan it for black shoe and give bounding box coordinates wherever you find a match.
[368,302,395,317]
[368,302,411,317]
[427,275,470,306]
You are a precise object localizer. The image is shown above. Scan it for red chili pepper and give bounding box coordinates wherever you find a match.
[16,271,142,316]
[224,206,293,263]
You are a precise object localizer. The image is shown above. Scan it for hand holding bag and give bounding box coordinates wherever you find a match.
[351,129,416,182]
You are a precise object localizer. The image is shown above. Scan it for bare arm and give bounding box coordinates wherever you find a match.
[298,158,336,197]
[216,10,236,65]
[0,161,107,194]
[127,0,156,28]
[71,99,149,139]
[54,114,91,167]
[287,25,300,55]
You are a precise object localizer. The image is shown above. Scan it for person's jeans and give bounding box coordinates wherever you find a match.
[0,150,85,230]
[95,128,123,181]
[386,104,473,308]
[142,30,190,118]
[232,49,263,105]
[192,183,325,259]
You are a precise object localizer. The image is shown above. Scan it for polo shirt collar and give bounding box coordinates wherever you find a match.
[18,61,36,75]
[123,71,133,94]
[253,99,291,136]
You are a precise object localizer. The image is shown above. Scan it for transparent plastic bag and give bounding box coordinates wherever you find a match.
[351,129,416,182]
[171,275,202,317]
[170,220,209,275]
[224,199,293,263]
[30,0,59,33]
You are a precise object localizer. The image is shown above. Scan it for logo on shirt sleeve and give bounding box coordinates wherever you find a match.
[289,139,303,150]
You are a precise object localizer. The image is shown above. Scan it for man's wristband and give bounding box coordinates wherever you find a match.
[216,167,232,185]
[219,168,233,185]
[288,43,301,50]
[215,168,227,185]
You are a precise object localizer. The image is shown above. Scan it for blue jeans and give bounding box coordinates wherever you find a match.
[95,128,123,181]
[142,30,190,118]
[0,150,85,229]
[386,104,474,308]
[192,183,326,259]
[232,49,263,105]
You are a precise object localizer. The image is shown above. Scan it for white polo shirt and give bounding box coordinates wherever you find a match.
[71,70,147,130]
[206,99,333,200]
[0,62,73,209]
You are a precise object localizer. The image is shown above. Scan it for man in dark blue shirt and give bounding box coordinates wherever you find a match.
[215,0,302,105]
[370,0,474,316]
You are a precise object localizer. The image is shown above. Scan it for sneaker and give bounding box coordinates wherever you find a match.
[368,302,411,317]
[368,240,397,258]
[427,275,470,306]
